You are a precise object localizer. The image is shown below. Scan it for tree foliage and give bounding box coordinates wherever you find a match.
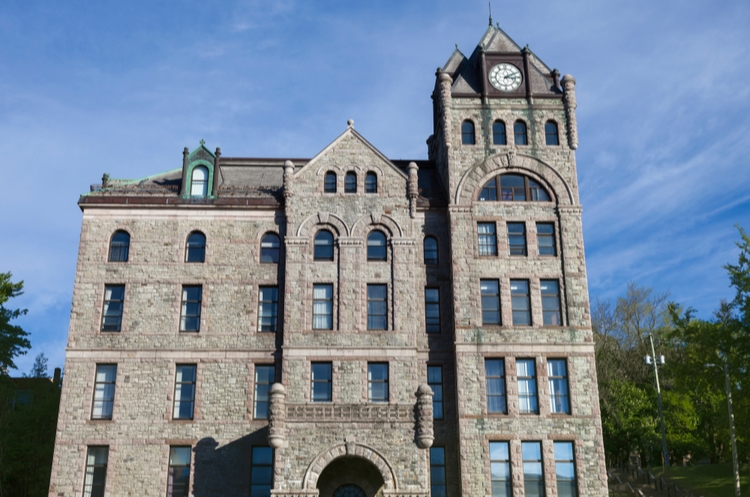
[0,273,30,374]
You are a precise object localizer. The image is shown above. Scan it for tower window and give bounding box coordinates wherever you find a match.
[313,284,334,329]
[427,366,444,419]
[324,172,337,193]
[367,284,387,330]
[425,288,440,333]
[314,230,334,260]
[167,446,191,497]
[479,177,497,201]
[173,364,196,419]
[514,120,528,145]
[481,280,501,325]
[536,223,556,255]
[430,447,447,496]
[180,286,202,332]
[260,233,281,263]
[108,230,130,262]
[254,365,275,419]
[424,236,438,265]
[365,172,378,193]
[545,121,560,146]
[517,359,538,414]
[345,172,357,193]
[493,120,507,145]
[311,362,332,402]
[511,280,531,326]
[101,285,125,332]
[541,280,562,326]
[499,175,550,201]
[485,358,506,413]
[367,231,387,261]
[190,166,208,196]
[477,223,498,256]
[185,231,206,263]
[461,120,476,145]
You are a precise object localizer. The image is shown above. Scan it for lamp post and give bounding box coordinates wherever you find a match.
[705,362,741,497]
[644,333,669,467]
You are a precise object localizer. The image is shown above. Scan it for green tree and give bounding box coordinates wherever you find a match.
[24,353,48,379]
[0,272,30,374]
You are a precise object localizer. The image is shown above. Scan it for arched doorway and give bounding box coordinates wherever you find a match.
[316,456,385,497]
[332,484,366,497]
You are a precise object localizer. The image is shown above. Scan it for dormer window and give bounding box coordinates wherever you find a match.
[545,121,559,145]
[461,121,476,145]
[324,172,337,193]
[190,166,208,196]
[514,121,528,145]
[478,174,550,202]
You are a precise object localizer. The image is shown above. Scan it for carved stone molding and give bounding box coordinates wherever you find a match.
[407,162,419,218]
[287,403,412,422]
[561,74,578,150]
[415,384,434,449]
[267,383,287,449]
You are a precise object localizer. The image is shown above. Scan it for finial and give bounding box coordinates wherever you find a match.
[347,119,354,128]
[455,43,458,50]
[199,139,206,146]
[488,2,492,26]
[496,22,500,29]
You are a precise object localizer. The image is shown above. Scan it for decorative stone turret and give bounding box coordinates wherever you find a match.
[415,384,434,449]
[561,74,578,150]
[267,383,287,449]
[407,162,419,219]
[437,71,453,150]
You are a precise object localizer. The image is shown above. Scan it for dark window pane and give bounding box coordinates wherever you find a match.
[428,366,443,419]
[529,179,550,201]
[541,280,561,326]
[545,121,559,145]
[173,365,196,419]
[367,231,387,261]
[185,232,205,263]
[493,121,507,145]
[479,177,498,201]
[180,286,202,332]
[507,222,527,256]
[254,365,275,419]
[424,236,438,264]
[425,288,440,333]
[511,280,531,326]
[481,280,500,325]
[490,442,511,497]
[500,175,526,201]
[109,231,130,262]
[365,172,377,193]
[486,359,506,413]
[514,121,528,145]
[311,363,332,402]
[258,286,279,332]
[368,285,387,330]
[461,121,475,145]
[102,285,125,332]
[260,233,280,263]
[251,447,273,497]
[345,172,357,193]
[324,172,336,193]
[314,230,334,260]
[537,223,556,255]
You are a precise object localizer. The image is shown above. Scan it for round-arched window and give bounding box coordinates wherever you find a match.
[545,121,559,145]
[324,172,337,193]
[185,231,206,263]
[109,230,130,262]
[260,233,280,263]
[367,231,387,261]
[424,236,438,265]
[332,484,366,497]
[365,172,377,194]
[345,172,357,193]
[191,166,208,196]
[514,120,528,145]
[314,230,334,260]
[461,120,475,145]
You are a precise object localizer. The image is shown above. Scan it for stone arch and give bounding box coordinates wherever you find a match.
[297,212,350,237]
[455,152,575,206]
[303,442,397,492]
[350,213,403,238]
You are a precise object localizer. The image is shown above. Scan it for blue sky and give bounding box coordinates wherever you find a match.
[1,0,748,374]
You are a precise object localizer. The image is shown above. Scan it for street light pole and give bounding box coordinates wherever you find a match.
[645,333,670,467]
[706,363,741,497]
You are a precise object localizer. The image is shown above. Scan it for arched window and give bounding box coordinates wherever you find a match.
[185,231,206,263]
[479,178,498,201]
[461,121,476,145]
[324,172,337,193]
[365,172,377,194]
[109,230,130,262]
[345,172,357,193]
[314,230,334,260]
[499,174,550,201]
[367,231,387,261]
[514,120,528,145]
[493,120,507,145]
[545,121,559,145]
[260,233,280,263]
[423,236,438,265]
[190,166,208,196]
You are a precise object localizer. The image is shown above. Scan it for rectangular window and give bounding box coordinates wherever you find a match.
[548,359,570,414]
[430,447,447,497]
[180,285,202,332]
[101,285,124,332]
[555,442,577,497]
[427,366,443,419]
[367,284,387,330]
[83,446,108,497]
[517,359,538,414]
[250,446,273,497]
[490,441,511,497]
[254,365,275,419]
[368,363,388,402]
[425,288,440,333]
[485,359,506,414]
[537,223,556,256]
[510,280,531,326]
[541,280,561,326]
[522,442,545,497]
[313,284,333,330]
[173,364,196,420]
[507,222,527,256]
[258,286,279,332]
[481,280,501,325]
[167,446,191,497]
[91,364,116,420]
[478,223,498,256]
[311,362,332,402]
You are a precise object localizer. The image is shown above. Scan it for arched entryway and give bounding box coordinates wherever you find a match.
[316,456,385,497]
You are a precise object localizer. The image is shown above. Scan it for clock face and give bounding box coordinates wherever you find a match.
[489,63,523,92]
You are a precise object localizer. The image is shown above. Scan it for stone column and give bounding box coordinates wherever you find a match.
[561,74,578,150]
[267,383,287,449]
[415,384,434,449]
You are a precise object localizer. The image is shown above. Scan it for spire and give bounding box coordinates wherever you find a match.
[488,2,493,26]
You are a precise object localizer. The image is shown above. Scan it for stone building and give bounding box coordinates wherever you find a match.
[50,25,607,497]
